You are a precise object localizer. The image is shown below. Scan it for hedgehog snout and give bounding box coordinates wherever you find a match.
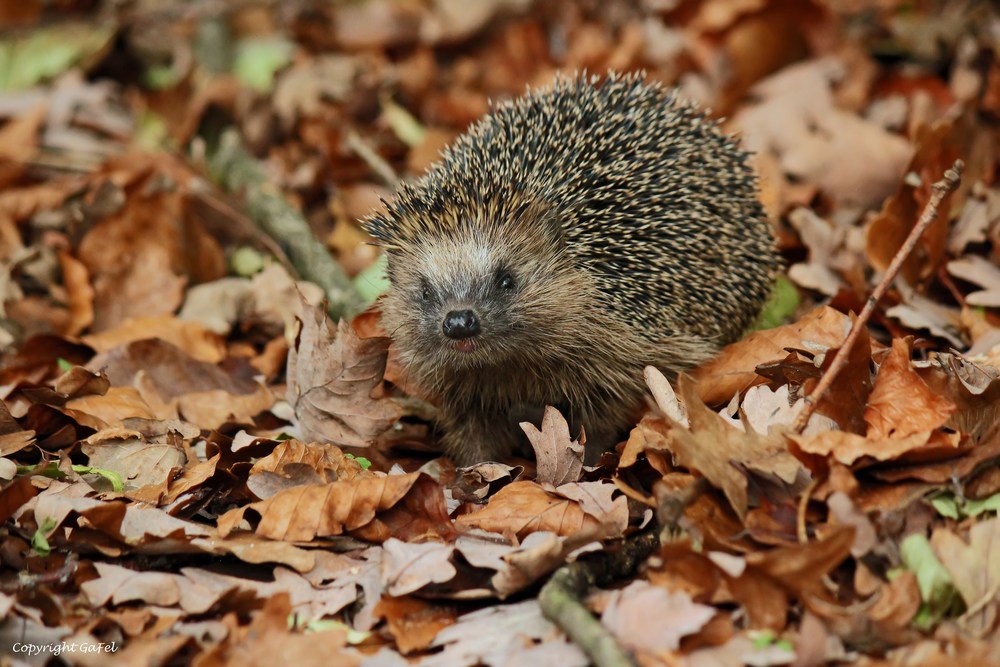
[442,309,481,339]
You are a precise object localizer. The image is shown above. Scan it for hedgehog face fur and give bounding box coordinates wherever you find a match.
[379,202,573,372]
[365,72,780,464]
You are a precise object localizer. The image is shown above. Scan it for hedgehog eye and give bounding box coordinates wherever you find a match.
[419,279,433,301]
[496,270,516,291]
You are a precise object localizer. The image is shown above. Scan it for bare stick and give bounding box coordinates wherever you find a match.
[540,529,660,667]
[345,130,399,187]
[792,159,964,433]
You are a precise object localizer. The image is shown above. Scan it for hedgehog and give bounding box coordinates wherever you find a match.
[364,72,779,465]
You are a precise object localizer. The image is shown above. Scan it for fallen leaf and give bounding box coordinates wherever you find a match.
[374,595,456,655]
[865,338,956,439]
[381,537,457,596]
[454,480,616,542]
[521,405,584,486]
[693,306,850,405]
[286,298,400,448]
[216,472,430,541]
[932,518,1000,635]
[601,580,716,653]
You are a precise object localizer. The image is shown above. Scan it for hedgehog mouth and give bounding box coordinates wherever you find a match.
[447,338,479,354]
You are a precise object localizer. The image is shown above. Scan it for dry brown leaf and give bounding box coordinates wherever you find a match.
[82,315,227,363]
[866,119,963,284]
[490,531,579,596]
[618,413,673,473]
[58,249,94,337]
[77,157,225,332]
[176,384,275,430]
[374,596,457,655]
[454,480,613,542]
[746,526,855,598]
[63,387,158,427]
[932,518,1000,635]
[601,580,716,653]
[865,338,956,439]
[866,570,921,633]
[381,537,457,596]
[287,300,400,448]
[247,439,365,497]
[735,57,912,210]
[802,317,874,435]
[918,352,1000,438]
[693,306,850,405]
[790,431,935,466]
[81,431,186,491]
[428,600,586,667]
[89,338,261,399]
[210,593,358,667]
[521,406,584,486]
[129,454,219,506]
[553,481,628,534]
[216,472,426,541]
[661,376,806,520]
[82,561,222,612]
[0,103,45,162]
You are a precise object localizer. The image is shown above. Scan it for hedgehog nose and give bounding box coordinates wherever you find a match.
[442,310,480,339]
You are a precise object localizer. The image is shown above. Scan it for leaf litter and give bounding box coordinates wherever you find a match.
[2,1,1000,666]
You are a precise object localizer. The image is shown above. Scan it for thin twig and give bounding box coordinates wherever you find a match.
[208,129,366,320]
[797,476,821,544]
[792,159,964,434]
[345,130,399,187]
[539,529,660,667]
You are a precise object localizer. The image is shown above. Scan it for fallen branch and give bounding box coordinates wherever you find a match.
[539,529,660,667]
[208,129,366,321]
[793,159,964,433]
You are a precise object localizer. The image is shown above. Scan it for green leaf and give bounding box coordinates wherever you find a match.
[382,99,426,147]
[72,465,124,492]
[344,453,372,470]
[929,493,960,519]
[752,276,799,331]
[353,253,390,305]
[750,629,776,649]
[0,23,115,92]
[233,37,293,92]
[300,618,370,644]
[927,490,1000,519]
[133,109,170,151]
[31,516,57,556]
[900,533,961,628]
[18,461,123,492]
[143,64,182,91]
[963,492,1000,518]
[56,358,74,373]
[230,246,267,277]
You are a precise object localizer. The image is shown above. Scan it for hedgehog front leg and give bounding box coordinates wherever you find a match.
[436,402,524,465]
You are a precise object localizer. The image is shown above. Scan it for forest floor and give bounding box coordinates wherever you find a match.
[2,1,1000,666]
